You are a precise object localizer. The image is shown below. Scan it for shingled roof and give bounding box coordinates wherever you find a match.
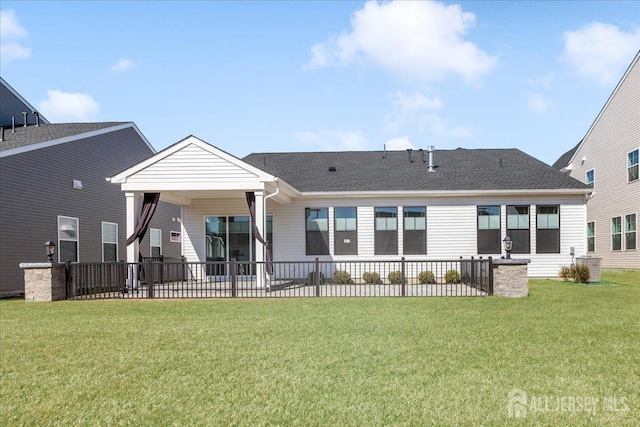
[0,122,128,152]
[552,140,581,170]
[243,148,591,193]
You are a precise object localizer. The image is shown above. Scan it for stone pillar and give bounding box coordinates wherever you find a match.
[492,258,531,298]
[20,263,67,301]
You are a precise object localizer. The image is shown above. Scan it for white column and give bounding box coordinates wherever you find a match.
[254,190,266,288]
[125,192,141,288]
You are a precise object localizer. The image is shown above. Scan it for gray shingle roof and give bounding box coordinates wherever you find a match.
[552,140,581,170]
[0,122,128,151]
[243,148,591,192]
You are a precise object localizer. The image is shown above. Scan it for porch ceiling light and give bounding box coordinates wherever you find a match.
[503,235,513,259]
[45,239,56,262]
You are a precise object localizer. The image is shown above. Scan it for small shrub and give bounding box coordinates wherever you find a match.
[559,266,573,281]
[418,271,436,284]
[573,264,590,283]
[332,270,351,284]
[444,269,461,284]
[362,272,381,284]
[307,271,325,285]
[387,271,403,284]
[558,265,591,283]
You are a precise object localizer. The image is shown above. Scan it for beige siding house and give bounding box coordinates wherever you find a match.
[554,52,640,269]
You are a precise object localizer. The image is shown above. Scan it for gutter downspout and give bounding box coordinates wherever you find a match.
[262,178,280,282]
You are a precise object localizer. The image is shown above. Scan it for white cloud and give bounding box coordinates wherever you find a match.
[527,72,555,89]
[382,89,472,138]
[527,93,553,113]
[110,57,136,71]
[383,89,443,133]
[562,22,640,85]
[385,136,415,150]
[294,130,370,151]
[0,9,31,61]
[307,0,497,83]
[38,90,100,122]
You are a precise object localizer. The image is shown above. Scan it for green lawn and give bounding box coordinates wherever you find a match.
[1,271,638,426]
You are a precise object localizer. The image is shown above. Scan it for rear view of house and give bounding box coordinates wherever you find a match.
[0,78,181,296]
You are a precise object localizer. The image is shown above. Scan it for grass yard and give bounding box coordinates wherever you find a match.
[1,271,638,426]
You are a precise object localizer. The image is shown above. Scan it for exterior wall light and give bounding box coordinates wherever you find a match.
[45,239,56,262]
[503,235,513,259]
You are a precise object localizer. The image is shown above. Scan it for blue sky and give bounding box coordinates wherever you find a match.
[1,1,638,165]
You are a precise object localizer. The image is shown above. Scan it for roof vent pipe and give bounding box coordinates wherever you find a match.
[34,111,40,127]
[419,148,424,163]
[383,144,387,159]
[427,145,435,172]
[407,148,413,163]
[0,126,4,142]
[11,117,16,132]
[22,112,28,127]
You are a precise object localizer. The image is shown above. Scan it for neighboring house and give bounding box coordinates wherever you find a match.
[109,135,592,284]
[553,52,639,269]
[0,78,181,296]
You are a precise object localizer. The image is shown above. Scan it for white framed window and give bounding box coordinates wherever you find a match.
[102,222,118,262]
[58,216,79,262]
[170,231,181,243]
[585,169,594,187]
[625,214,637,250]
[150,228,162,257]
[629,149,639,182]
[587,222,595,252]
[611,217,622,251]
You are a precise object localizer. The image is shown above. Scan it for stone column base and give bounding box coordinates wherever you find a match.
[492,259,530,297]
[20,263,67,302]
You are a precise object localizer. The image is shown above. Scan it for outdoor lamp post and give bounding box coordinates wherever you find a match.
[503,235,513,259]
[44,239,56,262]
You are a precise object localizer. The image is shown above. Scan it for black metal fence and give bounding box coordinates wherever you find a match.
[67,257,493,299]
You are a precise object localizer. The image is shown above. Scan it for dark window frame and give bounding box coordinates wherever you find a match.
[477,205,501,254]
[507,205,530,254]
[375,207,398,256]
[403,206,426,255]
[536,205,560,254]
[305,208,329,256]
[334,207,358,255]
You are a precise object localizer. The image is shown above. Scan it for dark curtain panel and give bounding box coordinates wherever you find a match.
[245,192,273,275]
[126,193,160,283]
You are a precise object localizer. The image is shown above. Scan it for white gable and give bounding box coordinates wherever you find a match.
[110,135,277,192]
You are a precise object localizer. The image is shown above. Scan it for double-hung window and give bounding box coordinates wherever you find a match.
[334,207,357,255]
[536,205,560,253]
[629,149,639,182]
[611,217,622,251]
[507,205,530,254]
[587,222,595,252]
[58,216,79,262]
[102,222,118,262]
[625,214,637,250]
[585,169,594,187]
[375,207,398,255]
[403,207,426,255]
[477,206,501,254]
[150,228,162,257]
[305,208,329,255]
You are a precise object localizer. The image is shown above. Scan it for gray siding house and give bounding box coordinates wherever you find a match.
[0,78,181,296]
[554,51,639,269]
